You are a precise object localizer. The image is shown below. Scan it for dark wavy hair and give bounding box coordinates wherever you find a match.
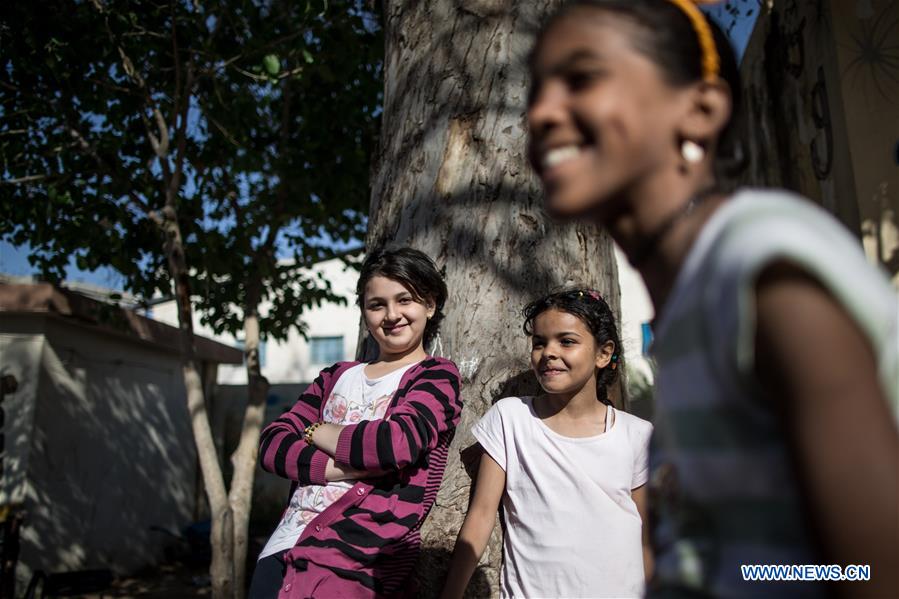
[523,288,621,404]
[532,0,744,177]
[356,247,447,348]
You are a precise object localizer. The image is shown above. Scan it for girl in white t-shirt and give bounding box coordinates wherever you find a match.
[442,288,653,599]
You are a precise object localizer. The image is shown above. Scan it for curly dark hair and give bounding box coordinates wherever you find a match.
[523,288,621,404]
[356,247,447,349]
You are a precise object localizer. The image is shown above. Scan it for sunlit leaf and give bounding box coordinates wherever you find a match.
[263,54,280,76]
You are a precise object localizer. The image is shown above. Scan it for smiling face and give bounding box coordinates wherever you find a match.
[362,275,434,360]
[530,308,613,398]
[527,8,688,220]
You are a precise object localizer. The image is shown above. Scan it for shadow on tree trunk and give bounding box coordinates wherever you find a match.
[416,546,492,599]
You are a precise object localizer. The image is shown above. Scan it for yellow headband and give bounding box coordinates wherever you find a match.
[666,0,721,81]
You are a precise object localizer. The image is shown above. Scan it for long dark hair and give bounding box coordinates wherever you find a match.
[532,0,744,176]
[356,247,447,348]
[523,288,621,405]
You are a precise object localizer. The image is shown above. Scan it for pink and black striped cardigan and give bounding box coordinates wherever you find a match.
[259,357,462,597]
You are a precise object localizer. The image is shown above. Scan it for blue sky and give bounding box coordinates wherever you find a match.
[2,4,759,291]
[1,240,128,288]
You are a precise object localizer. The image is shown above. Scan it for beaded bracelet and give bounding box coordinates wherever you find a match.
[303,421,324,445]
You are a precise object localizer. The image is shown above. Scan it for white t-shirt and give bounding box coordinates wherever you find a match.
[259,362,416,559]
[472,396,653,598]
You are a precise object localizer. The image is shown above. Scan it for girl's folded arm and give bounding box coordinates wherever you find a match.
[315,362,462,471]
[441,452,506,599]
[258,367,340,485]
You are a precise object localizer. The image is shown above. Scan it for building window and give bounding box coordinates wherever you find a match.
[310,336,344,364]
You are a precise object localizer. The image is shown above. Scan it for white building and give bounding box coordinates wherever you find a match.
[150,249,653,395]
[614,246,655,418]
[151,256,362,386]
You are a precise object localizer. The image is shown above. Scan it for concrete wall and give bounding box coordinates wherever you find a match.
[0,323,44,508]
[737,0,899,287]
[829,0,899,286]
[1,314,198,584]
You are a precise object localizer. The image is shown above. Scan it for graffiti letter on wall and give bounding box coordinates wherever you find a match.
[783,0,806,79]
[809,66,833,180]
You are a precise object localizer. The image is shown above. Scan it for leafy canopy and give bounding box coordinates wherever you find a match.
[1,0,382,340]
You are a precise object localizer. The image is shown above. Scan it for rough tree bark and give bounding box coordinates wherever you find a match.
[366,1,620,596]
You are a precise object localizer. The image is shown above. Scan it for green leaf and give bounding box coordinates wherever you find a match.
[303,49,314,64]
[263,54,280,76]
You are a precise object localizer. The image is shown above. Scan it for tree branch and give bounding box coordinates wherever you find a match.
[167,62,194,208]
[1,174,49,185]
[90,0,171,165]
[210,29,307,74]
[67,125,152,220]
[150,107,170,157]
[86,77,139,96]
[204,110,241,147]
[171,0,183,132]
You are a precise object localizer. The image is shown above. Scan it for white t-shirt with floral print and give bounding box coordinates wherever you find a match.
[259,362,416,559]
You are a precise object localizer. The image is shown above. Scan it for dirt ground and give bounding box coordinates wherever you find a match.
[25,562,214,599]
[100,563,212,598]
[15,533,270,597]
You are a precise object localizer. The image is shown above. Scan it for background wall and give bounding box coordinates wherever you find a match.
[1,313,200,586]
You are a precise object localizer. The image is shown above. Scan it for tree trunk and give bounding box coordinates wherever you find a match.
[368,1,620,596]
[160,210,235,599]
[228,305,270,599]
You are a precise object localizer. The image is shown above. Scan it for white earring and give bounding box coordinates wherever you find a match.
[681,140,705,164]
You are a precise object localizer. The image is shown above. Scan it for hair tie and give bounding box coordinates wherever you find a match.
[666,0,721,82]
